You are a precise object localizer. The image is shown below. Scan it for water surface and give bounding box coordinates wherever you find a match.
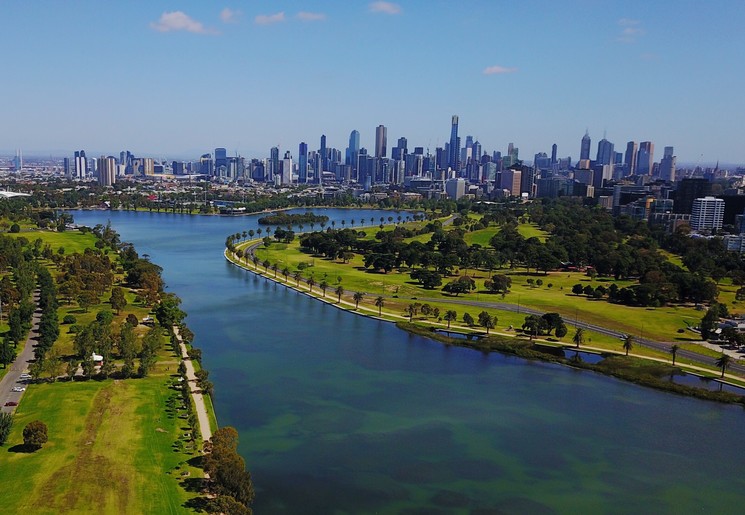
[71,209,745,514]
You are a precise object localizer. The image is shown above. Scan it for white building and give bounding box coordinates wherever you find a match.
[690,196,724,231]
[445,178,466,200]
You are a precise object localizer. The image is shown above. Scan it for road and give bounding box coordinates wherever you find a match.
[0,291,40,414]
[173,326,213,443]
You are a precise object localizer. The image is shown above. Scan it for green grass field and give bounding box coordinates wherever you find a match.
[7,228,99,255]
[0,377,200,514]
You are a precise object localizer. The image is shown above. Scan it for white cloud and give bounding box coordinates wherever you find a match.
[617,18,644,43]
[297,11,326,22]
[483,65,517,75]
[150,11,213,34]
[255,12,286,25]
[369,1,402,15]
[220,8,241,24]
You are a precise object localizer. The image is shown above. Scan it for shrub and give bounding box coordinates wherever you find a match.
[62,315,77,325]
[23,420,48,450]
[9,223,20,233]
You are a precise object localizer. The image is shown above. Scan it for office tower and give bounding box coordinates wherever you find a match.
[375,125,387,158]
[448,115,459,170]
[319,134,327,172]
[269,147,280,182]
[520,166,535,197]
[472,141,482,162]
[298,142,308,183]
[445,178,466,200]
[499,169,522,196]
[74,150,87,179]
[596,138,614,165]
[637,141,654,175]
[215,148,227,173]
[580,130,591,161]
[392,137,408,161]
[12,149,22,171]
[614,152,623,165]
[98,156,116,186]
[63,157,71,177]
[551,144,557,164]
[200,154,214,176]
[691,197,725,231]
[624,141,637,175]
[660,146,676,182]
[674,178,711,214]
[282,151,293,185]
[346,130,360,166]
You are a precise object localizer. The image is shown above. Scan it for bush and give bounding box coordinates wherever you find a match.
[23,420,48,450]
[126,313,139,326]
[0,413,13,446]
[9,223,20,233]
[62,315,77,325]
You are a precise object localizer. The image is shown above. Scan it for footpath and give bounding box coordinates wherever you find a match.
[173,326,213,443]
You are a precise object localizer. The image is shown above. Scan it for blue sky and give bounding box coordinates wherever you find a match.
[2,1,744,165]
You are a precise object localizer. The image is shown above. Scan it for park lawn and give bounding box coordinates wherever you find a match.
[658,249,686,269]
[463,222,548,247]
[7,228,99,255]
[0,377,199,514]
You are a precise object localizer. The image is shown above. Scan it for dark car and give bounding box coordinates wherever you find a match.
[4,401,18,407]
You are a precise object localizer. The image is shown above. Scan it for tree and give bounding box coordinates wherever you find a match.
[484,274,512,294]
[0,412,13,446]
[555,323,568,339]
[1,337,16,368]
[522,315,541,340]
[23,420,48,450]
[307,276,316,293]
[622,334,634,356]
[294,270,302,286]
[335,285,344,303]
[716,353,732,378]
[478,311,495,334]
[353,292,365,309]
[319,279,329,297]
[572,283,584,295]
[375,296,384,316]
[670,344,680,365]
[463,312,475,327]
[204,427,255,510]
[442,276,476,296]
[572,328,585,348]
[444,310,457,329]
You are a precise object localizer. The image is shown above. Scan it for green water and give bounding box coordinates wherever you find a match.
[71,209,745,514]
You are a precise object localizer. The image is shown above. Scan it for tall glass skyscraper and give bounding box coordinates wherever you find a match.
[298,142,308,183]
[375,125,387,158]
[580,130,591,161]
[449,115,459,170]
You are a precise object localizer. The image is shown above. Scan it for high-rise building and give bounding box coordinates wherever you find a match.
[596,138,614,165]
[625,141,638,176]
[637,141,654,175]
[448,115,459,170]
[298,142,308,183]
[346,130,360,167]
[269,147,280,182]
[580,130,591,161]
[691,197,725,231]
[674,178,711,214]
[98,156,116,186]
[499,169,522,196]
[281,151,293,185]
[375,125,387,158]
[215,148,227,173]
[551,143,558,164]
[660,146,676,182]
[472,141,482,162]
[12,149,22,172]
[74,150,87,179]
[445,178,466,200]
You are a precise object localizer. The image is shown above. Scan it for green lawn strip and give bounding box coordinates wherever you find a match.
[0,377,197,514]
[203,393,219,435]
[7,228,99,255]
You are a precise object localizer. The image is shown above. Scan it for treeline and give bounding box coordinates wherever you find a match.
[257,212,328,226]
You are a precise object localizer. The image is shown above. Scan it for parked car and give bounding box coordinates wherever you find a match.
[4,401,18,407]
[19,373,31,380]
[11,386,25,392]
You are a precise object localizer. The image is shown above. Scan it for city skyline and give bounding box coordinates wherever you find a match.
[2,1,744,164]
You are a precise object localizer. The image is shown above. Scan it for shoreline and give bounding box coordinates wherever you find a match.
[225,246,745,406]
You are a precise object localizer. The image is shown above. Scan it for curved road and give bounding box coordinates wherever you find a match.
[0,291,40,414]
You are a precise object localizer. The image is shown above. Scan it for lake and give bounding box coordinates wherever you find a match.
[71,209,745,514]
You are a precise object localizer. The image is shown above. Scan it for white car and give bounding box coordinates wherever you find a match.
[11,386,25,392]
[19,373,31,380]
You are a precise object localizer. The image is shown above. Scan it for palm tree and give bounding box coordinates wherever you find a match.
[248,229,255,239]
[670,344,680,365]
[319,279,329,297]
[406,303,416,322]
[572,328,585,348]
[444,310,457,329]
[262,259,270,272]
[622,334,634,356]
[294,270,302,286]
[335,285,344,303]
[242,231,247,241]
[252,255,259,269]
[307,276,316,293]
[716,353,732,378]
[272,263,279,278]
[353,292,365,309]
[375,296,384,316]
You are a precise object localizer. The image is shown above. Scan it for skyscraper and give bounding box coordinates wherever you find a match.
[580,130,591,161]
[346,130,360,166]
[596,138,614,166]
[691,197,724,231]
[551,144,557,164]
[375,125,387,158]
[74,150,87,179]
[625,141,638,175]
[98,156,116,186]
[659,146,676,182]
[282,150,293,185]
[448,115,459,170]
[215,148,227,172]
[637,141,654,175]
[298,142,308,183]
[320,135,327,172]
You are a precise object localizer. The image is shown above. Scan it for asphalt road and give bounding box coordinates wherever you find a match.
[0,291,40,414]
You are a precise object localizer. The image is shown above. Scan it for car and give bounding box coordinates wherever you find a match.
[11,386,25,392]
[4,401,18,407]
[19,373,31,379]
